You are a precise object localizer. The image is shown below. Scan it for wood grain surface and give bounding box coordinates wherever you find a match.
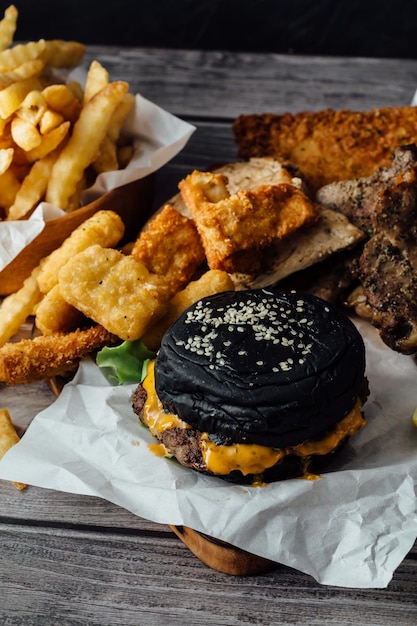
[1,46,417,625]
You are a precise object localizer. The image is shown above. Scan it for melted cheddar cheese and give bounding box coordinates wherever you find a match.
[142,361,366,478]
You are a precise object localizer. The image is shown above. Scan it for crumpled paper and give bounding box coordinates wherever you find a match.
[0,93,195,272]
[0,317,416,589]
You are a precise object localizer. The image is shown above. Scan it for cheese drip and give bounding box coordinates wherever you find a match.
[142,361,366,477]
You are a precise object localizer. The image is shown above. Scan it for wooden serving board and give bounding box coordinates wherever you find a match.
[169,525,277,576]
[0,176,154,295]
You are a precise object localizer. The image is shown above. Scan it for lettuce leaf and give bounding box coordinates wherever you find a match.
[96,339,156,384]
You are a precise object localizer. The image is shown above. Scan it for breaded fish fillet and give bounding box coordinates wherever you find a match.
[233,106,417,193]
[0,325,118,385]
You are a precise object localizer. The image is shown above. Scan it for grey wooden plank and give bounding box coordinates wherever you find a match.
[1,525,417,626]
[81,46,417,118]
[0,481,164,532]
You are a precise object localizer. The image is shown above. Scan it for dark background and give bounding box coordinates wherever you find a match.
[6,0,417,59]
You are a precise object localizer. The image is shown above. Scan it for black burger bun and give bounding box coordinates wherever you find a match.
[135,288,368,483]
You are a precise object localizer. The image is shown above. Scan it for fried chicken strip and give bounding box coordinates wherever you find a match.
[0,325,118,385]
[233,106,417,193]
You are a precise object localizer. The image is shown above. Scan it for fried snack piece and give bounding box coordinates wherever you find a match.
[0,266,42,346]
[0,59,44,88]
[0,407,26,490]
[8,147,60,219]
[42,84,82,124]
[35,284,85,335]
[0,324,117,385]
[45,80,129,209]
[0,5,18,51]
[16,120,70,164]
[39,40,85,68]
[92,92,135,174]
[37,209,125,293]
[59,245,171,341]
[179,170,319,273]
[233,107,417,193]
[0,146,13,174]
[142,269,235,351]
[0,76,42,119]
[0,407,19,455]
[131,203,205,295]
[0,168,19,208]
[0,39,46,73]
[83,59,109,103]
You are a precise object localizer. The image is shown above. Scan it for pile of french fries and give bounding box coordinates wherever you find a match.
[0,4,135,219]
[0,6,235,488]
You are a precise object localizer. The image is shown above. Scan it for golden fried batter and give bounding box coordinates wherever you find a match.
[233,106,417,193]
[179,170,319,273]
[131,203,205,294]
[0,325,118,385]
[59,245,171,341]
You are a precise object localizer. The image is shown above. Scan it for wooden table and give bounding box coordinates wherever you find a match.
[1,46,417,625]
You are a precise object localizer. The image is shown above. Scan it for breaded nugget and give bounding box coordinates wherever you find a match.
[59,245,171,341]
[35,284,85,335]
[131,203,205,294]
[37,209,125,294]
[233,106,417,192]
[0,325,117,385]
[179,170,319,273]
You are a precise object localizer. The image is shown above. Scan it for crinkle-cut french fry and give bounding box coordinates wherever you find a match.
[0,168,19,209]
[0,5,18,51]
[0,39,46,72]
[46,81,129,210]
[58,245,171,341]
[17,120,70,163]
[0,77,41,119]
[42,83,82,123]
[0,58,44,88]
[39,108,65,134]
[16,89,47,125]
[0,266,42,347]
[93,92,135,173]
[117,144,134,169]
[37,209,125,293]
[63,173,87,213]
[106,93,135,142]
[142,270,235,351]
[92,135,118,173]
[35,284,85,335]
[83,60,109,103]
[11,115,42,151]
[0,407,26,490]
[40,39,85,68]
[0,147,13,175]
[0,408,19,456]
[7,148,59,220]
[0,324,118,385]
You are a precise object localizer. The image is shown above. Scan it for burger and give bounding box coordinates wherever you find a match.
[132,288,368,484]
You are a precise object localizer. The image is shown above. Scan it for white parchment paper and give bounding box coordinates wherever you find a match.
[0,317,416,588]
[0,93,195,272]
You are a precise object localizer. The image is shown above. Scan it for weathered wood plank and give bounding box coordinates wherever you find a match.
[81,46,417,117]
[1,525,417,626]
[0,481,162,532]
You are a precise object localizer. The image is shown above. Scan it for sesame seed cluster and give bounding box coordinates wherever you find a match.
[174,292,322,375]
